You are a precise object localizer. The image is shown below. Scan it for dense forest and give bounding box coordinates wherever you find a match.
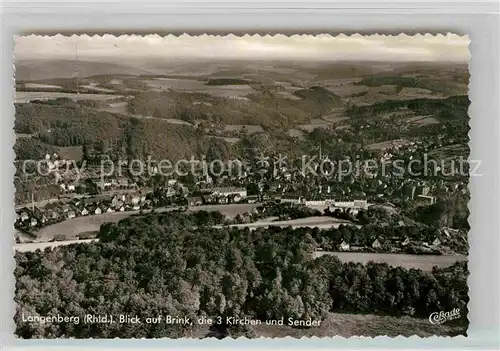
[14,138,56,161]
[15,103,126,147]
[354,76,466,95]
[15,211,468,339]
[347,95,470,121]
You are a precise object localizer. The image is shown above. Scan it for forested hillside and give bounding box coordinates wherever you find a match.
[15,103,126,146]
[355,76,466,95]
[347,95,470,121]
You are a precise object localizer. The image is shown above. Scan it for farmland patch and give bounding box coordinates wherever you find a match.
[16,91,122,103]
[24,83,62,90]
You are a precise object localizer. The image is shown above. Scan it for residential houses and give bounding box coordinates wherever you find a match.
[62,204,71,213]
[20,211,29,222]
[211,187,248,203]
[416,195,436,205]
[247,195,259,204]
[432,237,441,246]
[187,196,203,207]
[372,238,382,249]
[281,196,302,205]
[339,240,350,251]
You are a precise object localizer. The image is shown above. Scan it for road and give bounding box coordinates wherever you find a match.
[15,239,97,252]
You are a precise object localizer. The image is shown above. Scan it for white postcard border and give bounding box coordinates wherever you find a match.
[1,2,499,350]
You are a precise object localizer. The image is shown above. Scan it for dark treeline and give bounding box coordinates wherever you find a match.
[16,87,134,96]
[205,78,252,86]
[14,138,56,161]
[15,104,126,147]
[347,95,470,121]
[15,211,468,339]
[353,76,463,95]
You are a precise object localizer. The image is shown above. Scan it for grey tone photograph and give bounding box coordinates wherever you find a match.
[13,34,470,338]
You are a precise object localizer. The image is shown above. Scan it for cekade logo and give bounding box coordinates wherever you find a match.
[429,308,461,324]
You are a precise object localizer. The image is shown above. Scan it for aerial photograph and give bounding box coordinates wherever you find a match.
[13,34,470,338]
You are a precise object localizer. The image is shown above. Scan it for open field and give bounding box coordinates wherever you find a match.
[277,91,302,100]
[24,83,62,89]
[172,311,466,338]
[208,135,241,144]
[81,82,115,93]
[15,239,97,252]
[141,77,255,97]
[141,77,206,91]
[184,310,466,338]
[251,312,465,338]
[54,146,83,161]
[163,118,194,126]
[407,115,440,125]
[325,84,368,97]
[98,103,196,127]
[35,211,135,240]
[428,144,469,160]
[223,124,264,134]
[322,114,350,124]
[314,251,467,270]
[15,91,123,103]
[315,77,362,86]
[273,81,303,91]
[98,101,128,114]
[15,133,33,139]
[297,119,332,132]
[287,128,306,139]
[398,86,436,98]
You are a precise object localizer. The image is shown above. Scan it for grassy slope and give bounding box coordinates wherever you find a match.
[185,312,466,338]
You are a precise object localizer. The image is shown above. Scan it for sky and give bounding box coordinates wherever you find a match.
[15,34,470,62]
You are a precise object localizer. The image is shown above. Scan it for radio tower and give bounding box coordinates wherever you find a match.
[76,40,80,95]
